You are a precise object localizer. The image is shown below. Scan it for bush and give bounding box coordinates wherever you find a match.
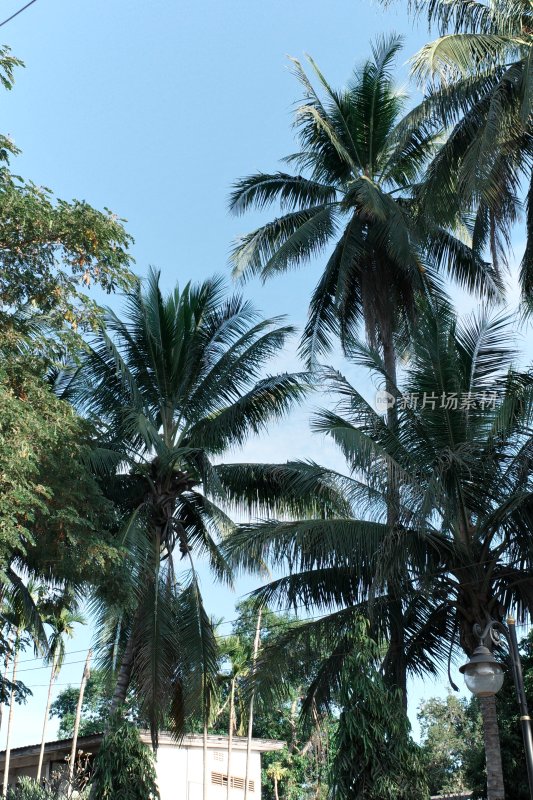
[6,777,54,800]
[89,719,159,800]
[6,773,90,799]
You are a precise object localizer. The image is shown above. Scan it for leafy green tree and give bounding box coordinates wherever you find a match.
[6,776,57,800]
[215,603,334,800]
[49,670,116,739]
[0,355,119,587]
[397,0,532,293]
[229,36,495,376]
[68,270,311,745]
[0,46,134,356]
[418,694,482,796]
[266,761,290,800]
[329,631,428,800]
[88,718,159,800]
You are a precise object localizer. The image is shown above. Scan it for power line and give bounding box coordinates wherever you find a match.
[16,658,91,675]
[0,0,39,28]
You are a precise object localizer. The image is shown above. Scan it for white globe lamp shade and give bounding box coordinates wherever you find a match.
[459,646,505,697]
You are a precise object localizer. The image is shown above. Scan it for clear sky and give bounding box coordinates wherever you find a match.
[0,0,528,749]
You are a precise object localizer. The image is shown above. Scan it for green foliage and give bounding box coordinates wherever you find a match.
[464,632,533,800]
[0,45,134,358]
[68,270,313,744]
[226,303,533,697]
[418,633,533,799]
[392,0,532,296]
[418,694,482,795]
[185,602,334,800]
[89,718,159,800]
[0,356,119,584]
[50,670,114,738]
[230,37,494,366]
[0,173,135,344]
[6,776,55,800]
[330,646,429,800]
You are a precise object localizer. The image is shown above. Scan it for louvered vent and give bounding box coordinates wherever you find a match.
[210,772,255,791]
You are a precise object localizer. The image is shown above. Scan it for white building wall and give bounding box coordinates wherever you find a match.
[155,743,263,800]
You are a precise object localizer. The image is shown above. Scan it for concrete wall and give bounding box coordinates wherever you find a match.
[0,737,270,800]
[156,742,262,800]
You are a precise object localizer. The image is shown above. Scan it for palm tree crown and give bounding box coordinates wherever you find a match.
[405,0,532,292]
[230,36,497,369]
[225,302,533,702]
[70,269,311,745]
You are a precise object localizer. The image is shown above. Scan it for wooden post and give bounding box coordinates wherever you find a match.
[37,655,58,783]
[227,677,236,800]
[2,631,20,796]
[0,634,14,738]
[203,717,209,800]
[244,609,262,800]
[68,649,92,794]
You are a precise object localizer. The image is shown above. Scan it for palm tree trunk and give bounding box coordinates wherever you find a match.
[273,776,279,800]
[382,330,408,708]
[382,334,398,433]
[108,631,134,718]
[244,609,262,800]
[2,631,20,797]
[37,658,58,783]
[480,694,505,800]
[68,649,92,795]
[227,678,236,800]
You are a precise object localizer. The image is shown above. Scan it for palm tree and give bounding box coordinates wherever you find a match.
[1,580,47,795]
[36,603,85,783]
[225,302,533,800]
[220,634,250,800]
[230,38,499,704]
[69,269,312,747]
[401,0,532,294]
[266,761,290,800]
[229,36,498,382]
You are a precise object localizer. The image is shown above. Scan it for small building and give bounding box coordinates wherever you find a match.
[0,731,285,799]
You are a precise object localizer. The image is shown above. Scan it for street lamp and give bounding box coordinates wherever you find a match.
[460,645,505,697]
[459,617,533,800]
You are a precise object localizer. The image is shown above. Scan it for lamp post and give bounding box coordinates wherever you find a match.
[459,618,533,800]
[460,643,505,800]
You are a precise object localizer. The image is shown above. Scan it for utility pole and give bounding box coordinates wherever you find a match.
[68,649,92,795]
[2,630,20,797]
[244,609,262,800]
[507,617,533,800]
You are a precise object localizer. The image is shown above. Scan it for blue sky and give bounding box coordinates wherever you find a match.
[1,0,529,748]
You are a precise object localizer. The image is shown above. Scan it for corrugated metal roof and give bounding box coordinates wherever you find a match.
[0,731,285,760]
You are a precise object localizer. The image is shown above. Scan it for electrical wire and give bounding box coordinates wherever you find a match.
[0,0,38,28]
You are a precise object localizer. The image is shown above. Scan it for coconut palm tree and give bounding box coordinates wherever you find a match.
[219,634,250,800]
[68,269,317,747]
[266,761,290,800]
[230,37,500,705]
[229,36,498,380]
[225,302,533,800]
[36,603,85,783]
[1,580,47,795]
[399,0,532,295]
